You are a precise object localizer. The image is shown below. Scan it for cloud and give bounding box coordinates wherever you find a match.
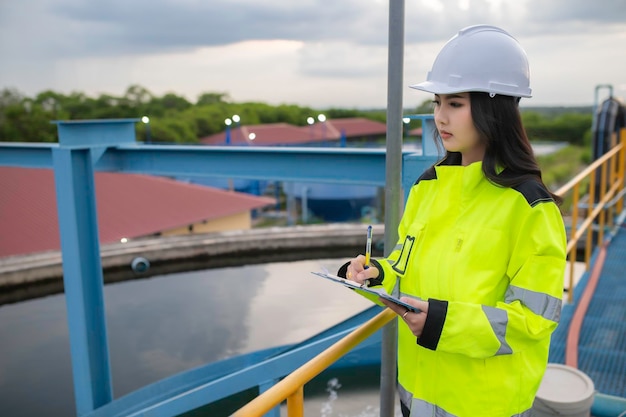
[524,0,626,25]
[4,0,626,58]
[1,0,625,107]
[40,0,390,57]
[298,42,387,78]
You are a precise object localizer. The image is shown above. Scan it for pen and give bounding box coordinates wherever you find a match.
[364,225,372,286]
[364,225,372,267]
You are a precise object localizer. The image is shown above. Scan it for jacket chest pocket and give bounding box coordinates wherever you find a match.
[391,222,425,276]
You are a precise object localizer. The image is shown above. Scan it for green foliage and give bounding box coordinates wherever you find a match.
[150,118,197,144]
[536,144,593,214]
[0,85,596,146]
[414,99,435,115]
[522,111,592,145]
[0,89,58,142]
[196,92,231,106]
[154,93,192,113]
[537,145,589,190]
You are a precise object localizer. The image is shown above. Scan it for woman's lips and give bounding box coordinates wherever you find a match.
[439,130,452,139]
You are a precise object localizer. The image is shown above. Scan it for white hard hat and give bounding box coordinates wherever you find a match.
[410,25,532,98]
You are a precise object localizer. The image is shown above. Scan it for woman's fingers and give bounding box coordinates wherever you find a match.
[346,256,378,284]
[380,298,429,338]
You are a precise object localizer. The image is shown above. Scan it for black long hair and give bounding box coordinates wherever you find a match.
[440,92,561,204]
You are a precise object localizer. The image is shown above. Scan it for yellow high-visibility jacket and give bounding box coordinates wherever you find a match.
[368,159,566,417]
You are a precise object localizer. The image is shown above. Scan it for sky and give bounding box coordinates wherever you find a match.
[1,0,625,110]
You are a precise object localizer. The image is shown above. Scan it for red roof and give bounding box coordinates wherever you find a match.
[201,123,327,146]
[330,118,387,137]
[0,167,275,258]
[200,117,387,146]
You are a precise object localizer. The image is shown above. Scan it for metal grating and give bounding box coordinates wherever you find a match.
[577,226,626,397]
[549,225,626,397]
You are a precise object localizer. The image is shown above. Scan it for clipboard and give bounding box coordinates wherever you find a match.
[311,271,421,313]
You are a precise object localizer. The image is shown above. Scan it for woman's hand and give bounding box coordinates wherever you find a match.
[345,255,379,285]
[380,297,429,338]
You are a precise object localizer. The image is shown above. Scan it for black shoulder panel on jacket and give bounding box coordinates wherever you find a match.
[512,180,554,207]
[414,166,437,186]
[413,153,461,186]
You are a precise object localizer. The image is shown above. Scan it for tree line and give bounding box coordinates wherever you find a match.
[0,85,592,145]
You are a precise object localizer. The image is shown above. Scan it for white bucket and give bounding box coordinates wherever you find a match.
[532,363,595,417]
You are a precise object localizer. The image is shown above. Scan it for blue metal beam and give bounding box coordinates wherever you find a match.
[52,149,113,415]
[96,145,392,185]
[402,116,440,200]
[0,142,427,186]
[52,118,139,148]
[0,142,56,168]
[86,324,382,417]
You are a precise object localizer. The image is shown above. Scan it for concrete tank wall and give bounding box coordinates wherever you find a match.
[0,224,385,305]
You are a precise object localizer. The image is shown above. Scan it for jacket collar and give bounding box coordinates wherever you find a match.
[435,154,486,191]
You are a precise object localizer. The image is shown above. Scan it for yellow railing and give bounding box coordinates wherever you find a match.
[554,128,626,302]
[232,128,626,417]
[232,308,396,416]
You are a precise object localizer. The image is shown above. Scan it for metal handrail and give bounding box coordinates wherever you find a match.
[231,308,396,416]
[555,128,626,302]
[232,128,626,417]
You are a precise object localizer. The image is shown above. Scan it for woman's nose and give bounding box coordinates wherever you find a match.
[434,108,446,125]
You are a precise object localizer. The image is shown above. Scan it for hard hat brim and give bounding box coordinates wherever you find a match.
[409,81,532,98]
[409,81,464,95]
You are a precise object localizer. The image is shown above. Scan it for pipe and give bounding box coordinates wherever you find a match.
[592,392,626,417]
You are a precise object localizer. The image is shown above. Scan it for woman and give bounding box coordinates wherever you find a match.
[341,25,567,417]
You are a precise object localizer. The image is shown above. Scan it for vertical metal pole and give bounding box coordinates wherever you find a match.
[381,0,405,415]
[301,186,309,224]
[284,182,296,225]
[52,147,113,415]
[225,124,231,145]
[51,119,137,415]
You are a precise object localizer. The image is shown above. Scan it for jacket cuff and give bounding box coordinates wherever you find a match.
[417,298,448,350]
[337,262,350,278]
[336,259,384,286]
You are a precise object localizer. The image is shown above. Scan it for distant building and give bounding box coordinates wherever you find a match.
[199,117,387,147]
[198,117,389,223]
[0,167,275,258]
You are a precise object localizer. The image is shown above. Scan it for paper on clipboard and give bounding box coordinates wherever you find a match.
[311,271,421,313]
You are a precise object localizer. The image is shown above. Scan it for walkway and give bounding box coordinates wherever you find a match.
[549,222,626,397]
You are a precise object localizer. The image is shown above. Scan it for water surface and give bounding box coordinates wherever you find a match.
[0,258,385,417]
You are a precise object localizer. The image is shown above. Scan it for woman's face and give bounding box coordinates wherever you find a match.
[433,93,485,166]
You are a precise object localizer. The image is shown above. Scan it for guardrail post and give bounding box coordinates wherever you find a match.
[619,128,626,213]
[286,387,304,417]
[259,380,280,417]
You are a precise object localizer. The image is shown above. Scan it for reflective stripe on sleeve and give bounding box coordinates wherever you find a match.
[505,285,562,323]
[397,382,412,411]
[399,381,534,417]
[482,306,513,355]
[411,398,458,417]
[411,398,534,417]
